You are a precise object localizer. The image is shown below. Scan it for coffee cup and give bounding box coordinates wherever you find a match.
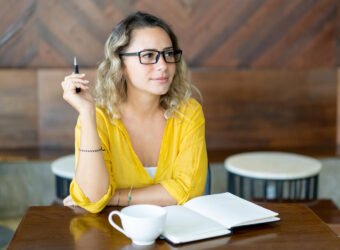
[108,204,167,245]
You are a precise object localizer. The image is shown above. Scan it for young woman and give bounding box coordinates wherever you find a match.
[61,12,207,213]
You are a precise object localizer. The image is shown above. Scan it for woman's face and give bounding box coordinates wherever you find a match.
[122,27,176,98]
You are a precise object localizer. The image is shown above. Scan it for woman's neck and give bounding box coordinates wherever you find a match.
[120,94,163,120]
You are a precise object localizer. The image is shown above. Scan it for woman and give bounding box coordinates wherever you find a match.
[61,11,207,213]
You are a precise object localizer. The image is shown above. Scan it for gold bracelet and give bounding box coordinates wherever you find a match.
[127,186,133,206]
[79,147,105,152]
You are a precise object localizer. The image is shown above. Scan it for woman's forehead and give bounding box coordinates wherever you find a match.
[128,27,173,51]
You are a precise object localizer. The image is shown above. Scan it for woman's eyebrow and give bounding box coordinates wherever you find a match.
[139,47,174,51]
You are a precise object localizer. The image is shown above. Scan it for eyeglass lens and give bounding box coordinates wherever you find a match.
[139,50,181,64]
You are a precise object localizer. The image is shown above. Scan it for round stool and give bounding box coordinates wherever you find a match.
[225,152,322,201]
[0,226,14,248]
[51,154,75,202]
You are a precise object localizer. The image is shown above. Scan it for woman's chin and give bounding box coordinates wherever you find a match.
[149,86,171,96]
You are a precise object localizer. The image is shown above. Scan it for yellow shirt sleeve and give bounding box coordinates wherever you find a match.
[160,99,208,204]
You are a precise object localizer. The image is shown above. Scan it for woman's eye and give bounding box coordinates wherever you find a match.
[142,52,155,58]
[165,51,175,57]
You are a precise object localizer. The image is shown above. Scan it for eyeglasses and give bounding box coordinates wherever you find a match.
[119,49,182,64]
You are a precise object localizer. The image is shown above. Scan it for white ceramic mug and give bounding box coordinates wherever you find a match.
[108,204,167,245]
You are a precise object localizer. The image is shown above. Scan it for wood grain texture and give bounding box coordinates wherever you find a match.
[36,68,338,152]
[337,68,340,146]
[0,70,37,148]
[0,68,337,157]
[337,0,340,67]
[0,0,337,68]
[8,204,340,249]
[0,0,37,67]
[0,0,339,159]
[192,69,337,150]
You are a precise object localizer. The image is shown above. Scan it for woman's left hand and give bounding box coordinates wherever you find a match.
[63,195,76,206]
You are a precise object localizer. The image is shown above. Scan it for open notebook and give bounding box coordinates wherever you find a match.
[161,192,279,244]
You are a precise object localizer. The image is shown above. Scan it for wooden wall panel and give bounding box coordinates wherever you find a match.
[34,68,337,152]
[337,0,340,66]
[0,0,339,158]
[337,69,340,146]
[195,0,337,69]
[0,0,37,67]
[0,70,37,148]
[192,69,337,150]
[0,0,337,69]
[0,68,337,156]
[38,69,96,148]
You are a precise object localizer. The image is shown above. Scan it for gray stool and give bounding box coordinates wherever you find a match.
[51,155,75,202]
[225,152,322,201]
[0,226,14,248]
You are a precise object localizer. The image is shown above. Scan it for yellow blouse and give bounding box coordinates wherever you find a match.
[70,98,208,213]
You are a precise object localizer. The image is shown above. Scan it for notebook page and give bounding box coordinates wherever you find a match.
[162,205,230,244]
[184,193,279,229]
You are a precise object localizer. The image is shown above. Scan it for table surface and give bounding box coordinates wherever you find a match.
[225,151,322,179]
[8,203,340,249]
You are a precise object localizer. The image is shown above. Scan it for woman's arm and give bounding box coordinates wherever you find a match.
[75,111,110,202]
[61,73,110,203]
[109,184,177,207]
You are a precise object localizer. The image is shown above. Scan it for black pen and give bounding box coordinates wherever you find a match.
[74,56,81,93]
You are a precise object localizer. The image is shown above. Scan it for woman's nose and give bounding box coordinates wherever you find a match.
[155,54,168,70]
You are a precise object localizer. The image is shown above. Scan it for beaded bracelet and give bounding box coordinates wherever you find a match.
[127,186,133,206]
[79,147,105,152]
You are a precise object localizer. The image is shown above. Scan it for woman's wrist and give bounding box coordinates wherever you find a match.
[110,189,130,206]
[110,190,124,206]
[115,190,120,206]
[79,106,96,123]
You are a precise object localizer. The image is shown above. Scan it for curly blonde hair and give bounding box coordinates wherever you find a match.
[95,11,200,120]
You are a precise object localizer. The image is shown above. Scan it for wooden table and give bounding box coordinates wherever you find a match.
[8,203,340,249]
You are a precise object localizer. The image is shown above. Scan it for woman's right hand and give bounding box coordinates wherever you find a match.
[61,73,95,114]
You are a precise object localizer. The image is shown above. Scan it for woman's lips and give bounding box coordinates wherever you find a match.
[151,77,169,83]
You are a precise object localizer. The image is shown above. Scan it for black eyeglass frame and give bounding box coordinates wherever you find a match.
[119,49,182,65]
